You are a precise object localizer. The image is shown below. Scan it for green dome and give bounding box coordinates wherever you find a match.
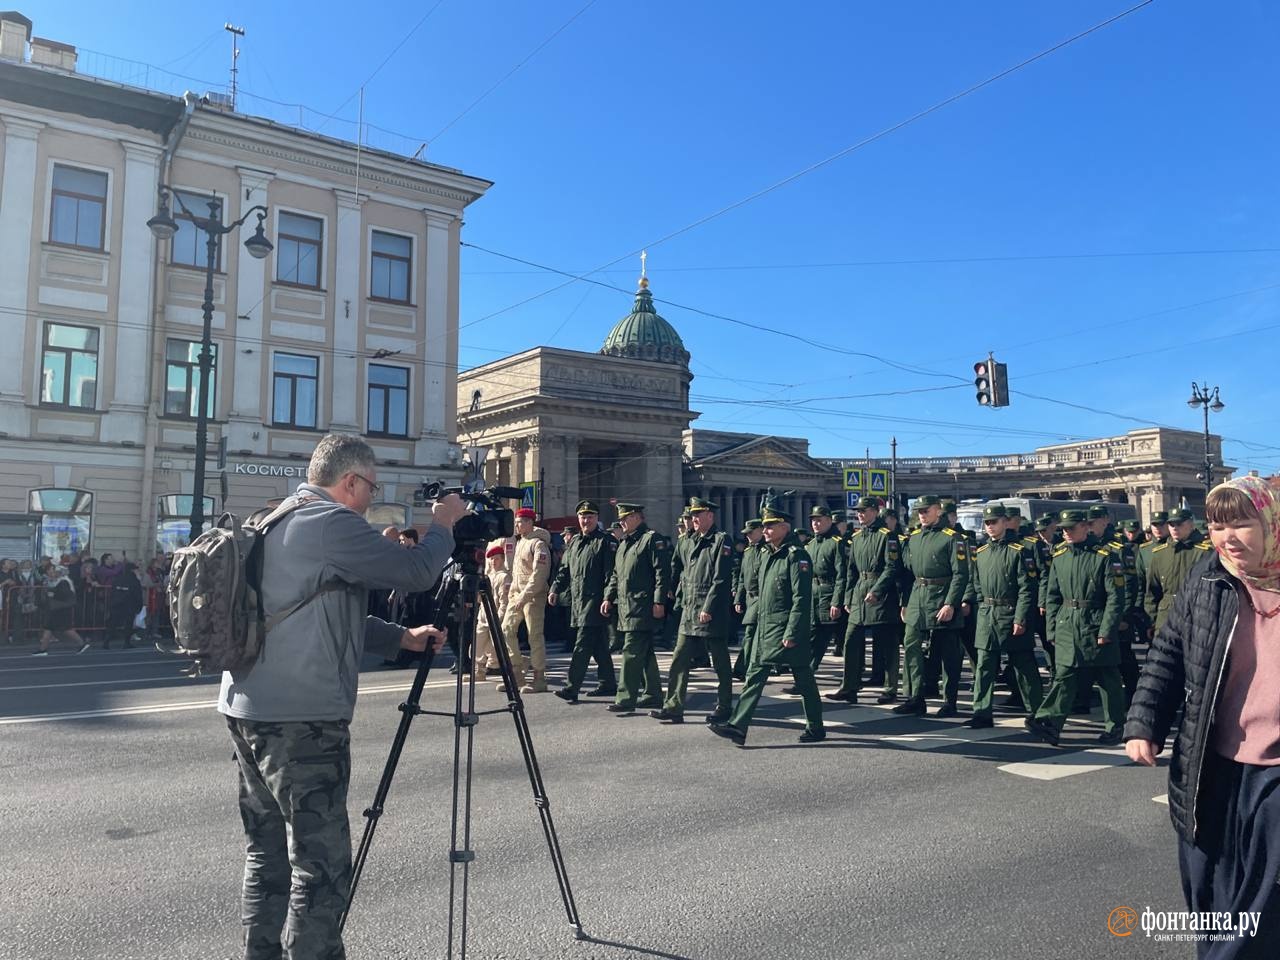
[601,278,689,367]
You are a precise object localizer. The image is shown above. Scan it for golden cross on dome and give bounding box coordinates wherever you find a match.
[640,249,647,279]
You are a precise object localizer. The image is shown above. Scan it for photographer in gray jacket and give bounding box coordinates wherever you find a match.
[218,434,465,960]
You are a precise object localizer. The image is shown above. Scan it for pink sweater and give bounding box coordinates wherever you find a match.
[1211,582,1280,765]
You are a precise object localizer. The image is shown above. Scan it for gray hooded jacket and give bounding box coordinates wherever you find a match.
[217,483,455,722]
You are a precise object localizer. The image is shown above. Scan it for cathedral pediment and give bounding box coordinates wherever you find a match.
[693,436,827,474]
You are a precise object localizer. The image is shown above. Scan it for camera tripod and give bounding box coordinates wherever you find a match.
[340,555,585,958]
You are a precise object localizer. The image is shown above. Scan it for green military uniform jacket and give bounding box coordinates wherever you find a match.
[840,518,901,625]
[753,532,813,663]
[1105,529,1140,621]
[1133,536,1158,613]
[972,531,1035,652]
[900,522,970,631]
[676,526,734,637]
[551,525,617,628]
[604,522,672,632]
[1044,534,1125,667]
[806,529,846,625]
[1032,535,1057,608]
[1144,531,1213,630]
[734,540,767,625]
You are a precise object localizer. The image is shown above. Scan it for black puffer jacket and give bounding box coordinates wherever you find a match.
[1124,550,1239,843]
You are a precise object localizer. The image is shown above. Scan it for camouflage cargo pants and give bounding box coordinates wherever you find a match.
[227,717,352,960]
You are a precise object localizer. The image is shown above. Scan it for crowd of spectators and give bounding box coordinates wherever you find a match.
[0,550,175,648]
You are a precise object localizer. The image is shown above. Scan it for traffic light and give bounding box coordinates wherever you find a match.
[973,357,1009,408]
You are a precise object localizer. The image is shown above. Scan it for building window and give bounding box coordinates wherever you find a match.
[40,323,98,409]
[371,230,412,303]
[367,364,409,437]
[171,190,223,270]
[49,164,108,250]
[276,211,323,288]
[29,488,93,559]
[164,339,217,419]
[272,353,319,429]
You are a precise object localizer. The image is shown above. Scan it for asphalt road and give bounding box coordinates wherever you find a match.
[0,640,1194,960]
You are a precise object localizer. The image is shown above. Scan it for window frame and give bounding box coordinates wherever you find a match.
[366,362,411,438]
[270,351,321,430]
[369,228,414,305]
[47,162,109,252]
[169,188,225,272]
[39,322,99,410]
[162,338,219,421]
[274,210,325,290]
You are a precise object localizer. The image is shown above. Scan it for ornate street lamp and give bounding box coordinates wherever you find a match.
[148,187,272,543]
[1186,382,1225,501]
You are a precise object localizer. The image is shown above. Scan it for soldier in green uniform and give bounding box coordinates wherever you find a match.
[873,507,910,692]
[603,503,671,714]
[1144,507,1213,634]
[1025,509,1126,746]
[607,520,626,652]
[969,504,1042,727]
[829,510,849,657]
[550,501,619,703]
[652,497,735,724]
[732,519,765,680]
[708,506,825,745]
[830,496,902,704]
[794,506,845,688]
[894,495,970,717]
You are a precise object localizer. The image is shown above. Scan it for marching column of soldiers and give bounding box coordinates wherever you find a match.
[488,493,1194,748]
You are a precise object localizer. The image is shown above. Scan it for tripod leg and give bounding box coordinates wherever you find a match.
[481,585,586,940]
[341,577,459,932]
[447,575,483,960]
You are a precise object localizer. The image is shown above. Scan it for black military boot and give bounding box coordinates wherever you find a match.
[933,702,959,719]
[891,697,926,716]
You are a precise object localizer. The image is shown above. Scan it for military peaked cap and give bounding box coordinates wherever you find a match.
[810,504,832,518]
[1167,507,1194,523]
[1150,511,1170,524]
[982,504,1008,520]
[687,496,718,513]
[741,519,763,533]
[915,495,942,509]
[854,496,881,510]
[1059,508,1088,525]
[575,499,599,515]
[760,506,791,525]
[615,502,643,518]
[1086,504,1111,520]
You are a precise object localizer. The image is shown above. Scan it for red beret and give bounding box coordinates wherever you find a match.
[516,508,537,520]
[485,544,504,558]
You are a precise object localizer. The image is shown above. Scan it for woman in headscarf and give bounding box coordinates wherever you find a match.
[1125,476,1280,958]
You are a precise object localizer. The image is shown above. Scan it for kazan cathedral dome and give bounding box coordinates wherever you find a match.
[600,275,690,367]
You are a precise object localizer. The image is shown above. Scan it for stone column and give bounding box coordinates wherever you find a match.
[512,437,527,486]
[0,116,42,436]
[103,141,163,444]
[563,436,580,513]
[227,166,272,454]
[331,189,361,431]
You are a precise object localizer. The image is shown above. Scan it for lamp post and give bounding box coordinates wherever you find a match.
[148,188,273,543]
[1186,381,1225,502]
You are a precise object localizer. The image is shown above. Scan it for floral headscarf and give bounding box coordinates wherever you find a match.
[1211,475,1280,591]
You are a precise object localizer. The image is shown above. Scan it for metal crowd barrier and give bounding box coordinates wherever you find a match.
[1,583,170,644]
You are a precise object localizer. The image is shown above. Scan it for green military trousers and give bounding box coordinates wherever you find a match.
[615,629,663,709]
[904,625,963,702]
[227,716,352,960]
[733,620,757,680]
[1033,661,1125,735]
[839,623,898,694]
[728,644,824,737]
[664,632,733,718]
[563,624,616,695]
[972,647,1043,718]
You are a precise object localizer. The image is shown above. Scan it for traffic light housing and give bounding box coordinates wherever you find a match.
[973,357,1009,408]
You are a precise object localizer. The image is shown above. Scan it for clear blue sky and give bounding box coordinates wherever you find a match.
[32,0,1280,471]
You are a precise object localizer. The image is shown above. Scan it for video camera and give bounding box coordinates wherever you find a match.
[418,481,518,559]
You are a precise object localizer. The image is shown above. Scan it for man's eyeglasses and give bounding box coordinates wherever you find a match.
[352,472,381,497]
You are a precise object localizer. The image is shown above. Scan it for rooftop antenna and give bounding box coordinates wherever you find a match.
[225,23,245,110]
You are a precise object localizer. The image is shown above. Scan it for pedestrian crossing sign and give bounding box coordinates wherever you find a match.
[519,481,538,511]
[843,467,863,491]
[869,469,888,494]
